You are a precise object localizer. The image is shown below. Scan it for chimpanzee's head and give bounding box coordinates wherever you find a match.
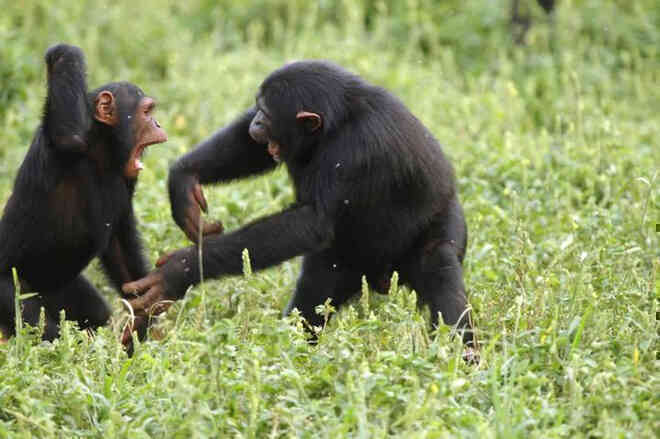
[90,82,167,178]
[248,61,366,163]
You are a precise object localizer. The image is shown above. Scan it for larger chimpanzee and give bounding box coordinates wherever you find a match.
[0,44,167,341]
[123,61,476,357]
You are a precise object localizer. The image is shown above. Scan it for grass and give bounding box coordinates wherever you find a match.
[0,0,658,437]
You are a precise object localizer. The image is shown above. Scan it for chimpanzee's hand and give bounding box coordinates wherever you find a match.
[170,174,223,243]
[120,313,151,356]
[45,44,85,74]
[120,248,198,350]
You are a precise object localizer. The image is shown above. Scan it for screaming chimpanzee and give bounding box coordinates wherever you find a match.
[123,61,477,359]
[0,44,167,342]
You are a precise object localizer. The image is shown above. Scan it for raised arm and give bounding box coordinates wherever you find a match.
[170,108,277,185]
[168,108,277,242]
[43,44,91,153]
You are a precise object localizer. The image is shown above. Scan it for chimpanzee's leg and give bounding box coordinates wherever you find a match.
[43,275,112,333]
[284,249,362,330]
[400,197,476,347]
[0,274,62,340]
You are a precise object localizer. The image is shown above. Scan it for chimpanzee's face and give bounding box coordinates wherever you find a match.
[249,97,281,162]
[126,96,167,178]
[93,88,168,178]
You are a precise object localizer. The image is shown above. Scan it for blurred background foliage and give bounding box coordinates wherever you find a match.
[0,0,658,437]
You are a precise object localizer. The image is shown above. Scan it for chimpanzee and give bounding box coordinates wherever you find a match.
[123,61,477,359]
[0,44,167,342]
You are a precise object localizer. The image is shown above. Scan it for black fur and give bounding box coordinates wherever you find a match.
[0,44,149,340]
[164,61,475,346]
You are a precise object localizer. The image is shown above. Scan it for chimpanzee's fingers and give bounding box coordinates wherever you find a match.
[183,215,201,243]
[122,273,160,296]
[202,221,224,236]
[128,286,163,313]
[185,214,222,241]
[121,325,132,346]
[121,314,147,346]
[193,183,208,213]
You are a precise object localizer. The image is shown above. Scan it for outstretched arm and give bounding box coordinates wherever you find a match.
[192,204,333,280]
[122,205,333,316]
[43,44,91,153]
[168,108,277,241]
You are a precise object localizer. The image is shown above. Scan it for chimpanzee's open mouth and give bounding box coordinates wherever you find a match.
[134,145,147,171]
[132,144,151,172]
[126,141,158,177]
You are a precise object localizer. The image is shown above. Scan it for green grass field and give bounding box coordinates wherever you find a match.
[0,1,658,437]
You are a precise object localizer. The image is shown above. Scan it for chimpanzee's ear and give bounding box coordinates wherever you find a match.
[94,91,118,126]
[296,111,322,133]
